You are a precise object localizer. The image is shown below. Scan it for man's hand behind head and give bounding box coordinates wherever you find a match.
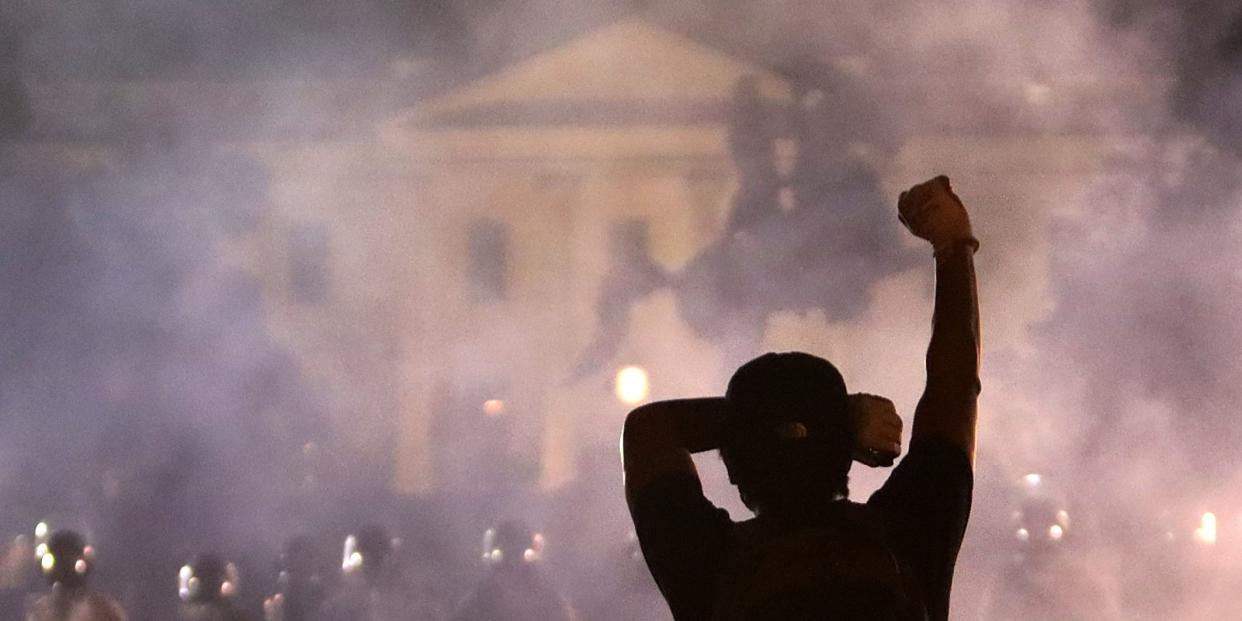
[850,393,903,467]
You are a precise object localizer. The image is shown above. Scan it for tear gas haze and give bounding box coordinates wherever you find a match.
[1,0,1240,618]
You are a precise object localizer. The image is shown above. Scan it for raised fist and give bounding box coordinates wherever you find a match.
[897,175,975,253]
[850,393,903,468]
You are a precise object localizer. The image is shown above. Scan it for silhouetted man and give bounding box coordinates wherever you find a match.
[622,176,980,620]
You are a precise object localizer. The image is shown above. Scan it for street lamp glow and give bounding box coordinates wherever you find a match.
[1194,512,1217,545]
[615,366,650,405]
[483,399,506,417]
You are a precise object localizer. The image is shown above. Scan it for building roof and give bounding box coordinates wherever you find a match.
[402,17,792,130]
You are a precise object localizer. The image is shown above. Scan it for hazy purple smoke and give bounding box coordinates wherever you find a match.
[1,0,1241,618]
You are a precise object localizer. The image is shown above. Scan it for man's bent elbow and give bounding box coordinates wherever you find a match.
[621,404,664,463]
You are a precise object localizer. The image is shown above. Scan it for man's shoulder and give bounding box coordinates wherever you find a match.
[715,503,925,621]
[869,438,973,503]
[630,472,732,525]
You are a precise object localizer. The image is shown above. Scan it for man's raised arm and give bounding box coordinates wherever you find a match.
[898,176,981,464]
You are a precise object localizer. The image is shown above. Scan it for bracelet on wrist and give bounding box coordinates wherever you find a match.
[933,237,980,259]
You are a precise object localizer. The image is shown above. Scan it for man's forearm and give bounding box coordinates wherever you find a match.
[625,398,728,454]
[913,241,981,452]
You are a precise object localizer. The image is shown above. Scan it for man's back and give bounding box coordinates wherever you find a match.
[630,438,971,620]
[714,504,914,620]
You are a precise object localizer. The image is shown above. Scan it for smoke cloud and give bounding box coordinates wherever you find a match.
[1,0,1240,618]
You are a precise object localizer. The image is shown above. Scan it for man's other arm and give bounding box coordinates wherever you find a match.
[621,398,726,508]
[898,176,981,464]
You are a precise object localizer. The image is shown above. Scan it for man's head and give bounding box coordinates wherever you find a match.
[720,352,854,513]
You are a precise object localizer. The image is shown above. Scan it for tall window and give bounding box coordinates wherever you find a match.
[288,224,330,304]
[467,218,510,303]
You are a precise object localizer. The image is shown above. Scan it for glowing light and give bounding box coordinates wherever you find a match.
[1194,512,1218,545]
[1024,82,1053,106]
[34,522,49,539]
[1016,528,1029,542]
[1056,511,1070,526]
[523,548,537,562]
[35,543,47,559]
[74,559,87,574]
[615,366,650,405]
[342,534,363,572]
[179,566,195,601]
[41,553,55,571]
[834,55,872,77]
[487,549,503,563]
[221,581,235,596]
[1049,525,1064,541]
[483,400,506,417]
[265,593,284,612]
[800,89,826,109]
[1023,473,1042,488]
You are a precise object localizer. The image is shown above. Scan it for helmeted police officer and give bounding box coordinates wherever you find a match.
[322,525,444,621]
[177,553,253,621]
[452,520,575,621]
[263,536,325,621]
[25,529,127,621]
[984,478,1121,620]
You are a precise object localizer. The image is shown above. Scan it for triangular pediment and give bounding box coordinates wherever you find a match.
[405,17,792,128]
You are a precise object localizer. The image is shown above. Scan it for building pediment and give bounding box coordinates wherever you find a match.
[399,17,792,130]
